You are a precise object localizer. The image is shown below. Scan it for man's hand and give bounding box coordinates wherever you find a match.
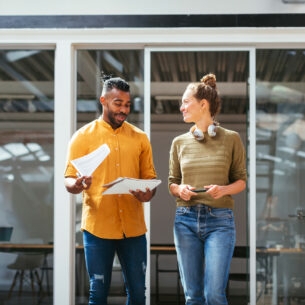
[130,187,157,202]
[64,175,92,194]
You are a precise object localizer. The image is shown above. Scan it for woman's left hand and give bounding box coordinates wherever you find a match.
[205,180,246,199]
[205,185,224,199]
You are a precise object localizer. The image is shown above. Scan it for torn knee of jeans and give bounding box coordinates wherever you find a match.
[93,274,104,282]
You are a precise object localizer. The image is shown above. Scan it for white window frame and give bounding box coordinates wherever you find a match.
[1,27,305,305]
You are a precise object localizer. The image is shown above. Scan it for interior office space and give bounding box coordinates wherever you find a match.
[1,2,305,304]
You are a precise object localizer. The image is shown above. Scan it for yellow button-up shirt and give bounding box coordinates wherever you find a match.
[64,118,157,239]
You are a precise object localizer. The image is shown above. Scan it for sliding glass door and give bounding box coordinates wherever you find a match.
[0,49,54,303]
[256,49,305,305]
[149,49,251,304]
[75,49,145,304]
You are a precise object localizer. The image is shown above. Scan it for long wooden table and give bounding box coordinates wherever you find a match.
[0,243,83,252]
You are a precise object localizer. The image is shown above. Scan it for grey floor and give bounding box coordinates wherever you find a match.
[0,293,258,305]
[2,287,301,305]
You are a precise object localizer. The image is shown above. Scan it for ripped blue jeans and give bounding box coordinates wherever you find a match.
[83,231,147,305]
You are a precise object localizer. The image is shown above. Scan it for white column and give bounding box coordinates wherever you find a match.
[144,47,152,305]
[54,40,76,305]
[249,47,257,305]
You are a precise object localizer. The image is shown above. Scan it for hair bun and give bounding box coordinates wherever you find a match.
[200,73,217,89]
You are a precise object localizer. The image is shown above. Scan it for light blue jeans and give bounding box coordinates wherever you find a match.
[174,204,236,305]
[83,231,147,305]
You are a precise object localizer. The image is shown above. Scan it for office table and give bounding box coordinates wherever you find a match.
[257,247,305,305]
[0,244,180,304]
[0,243,54,253]
[0,243,177,302]
[0,243,85,302]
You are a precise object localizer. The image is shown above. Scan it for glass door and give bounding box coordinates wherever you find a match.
[256,49,305,305]
[149,49,250,304]
[0,49,55,304]
[75,49,145,304]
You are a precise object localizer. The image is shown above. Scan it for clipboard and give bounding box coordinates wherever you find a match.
[102,177,162,195]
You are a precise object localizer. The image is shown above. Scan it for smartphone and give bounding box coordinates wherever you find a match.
[193,189,207,193]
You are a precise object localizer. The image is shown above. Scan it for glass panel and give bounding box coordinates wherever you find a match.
[150,50,249,304]
[256,49,305,305]
[75,49,144,304]
[0,49,54,303]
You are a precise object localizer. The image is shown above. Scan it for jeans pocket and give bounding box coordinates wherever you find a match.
[176,206,189,216]
[209,208,233,219]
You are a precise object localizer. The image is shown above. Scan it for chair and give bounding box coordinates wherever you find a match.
[39,251,53,298]
[0,227,13,241]
[7,239,45,299]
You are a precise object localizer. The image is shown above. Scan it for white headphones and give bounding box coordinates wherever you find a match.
[190,124,217,141]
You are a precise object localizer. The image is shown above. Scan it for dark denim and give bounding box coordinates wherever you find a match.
[174,204,236,305]
[83,231,147,305]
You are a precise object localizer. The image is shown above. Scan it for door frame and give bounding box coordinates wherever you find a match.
[145,46,256,305]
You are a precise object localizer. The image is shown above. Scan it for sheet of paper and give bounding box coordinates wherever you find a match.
[102,177,162,195]
[71,143,110,176]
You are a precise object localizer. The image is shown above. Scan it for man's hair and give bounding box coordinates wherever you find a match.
[101,75,130,96]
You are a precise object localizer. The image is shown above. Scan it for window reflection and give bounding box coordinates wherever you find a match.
[0,49,54,302]
[76,49,144,302]
[77,50,145,123]
[256,49,305,304]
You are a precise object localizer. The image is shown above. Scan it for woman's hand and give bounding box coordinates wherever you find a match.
[177,184,198,201]
[204,185,223,199]
[205,180,246,199]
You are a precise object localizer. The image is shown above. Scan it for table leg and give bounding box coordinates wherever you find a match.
[272,255,278,305]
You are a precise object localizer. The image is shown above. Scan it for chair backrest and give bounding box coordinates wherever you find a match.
[232,245,249,259]
[0,227,13,242]
[7,237,45,270]
[8,253,45,270]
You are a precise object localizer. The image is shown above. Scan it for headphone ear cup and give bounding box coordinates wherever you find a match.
[208,124,217,137]
[191,126,204,141]
[193,128,204,141]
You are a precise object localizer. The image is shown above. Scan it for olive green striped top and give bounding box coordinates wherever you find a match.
[168,126,247,209]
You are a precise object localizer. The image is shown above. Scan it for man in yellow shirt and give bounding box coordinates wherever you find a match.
[64,76,157,305]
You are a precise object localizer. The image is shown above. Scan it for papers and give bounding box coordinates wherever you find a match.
[71,144,110,176]
[102,177,162,195]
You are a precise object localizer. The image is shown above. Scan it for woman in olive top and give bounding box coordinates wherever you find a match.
[168,73,247,305]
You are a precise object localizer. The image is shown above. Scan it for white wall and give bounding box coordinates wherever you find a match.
[0,0,305,15]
